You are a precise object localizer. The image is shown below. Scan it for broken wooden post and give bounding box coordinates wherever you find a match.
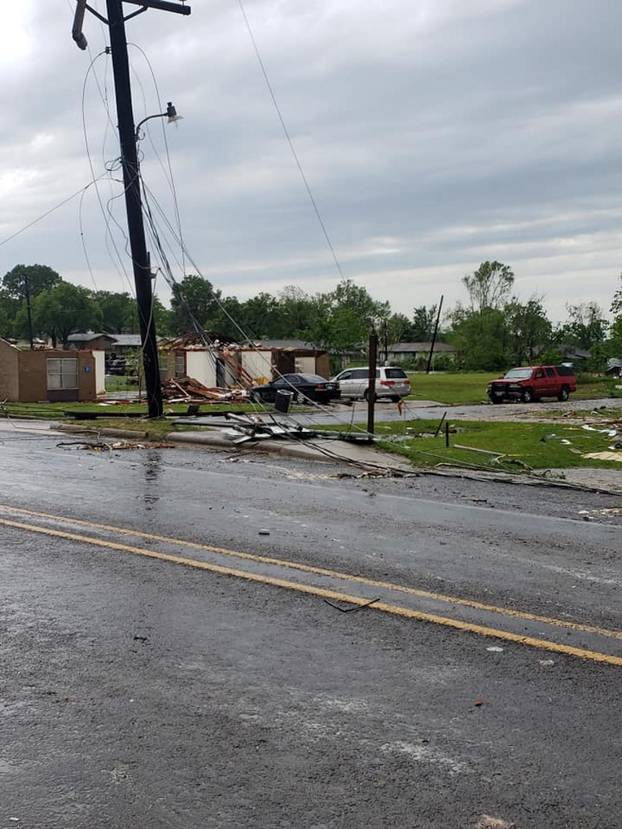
[367,329,378,436]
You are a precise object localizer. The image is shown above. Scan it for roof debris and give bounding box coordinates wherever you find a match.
[161,376,248,403]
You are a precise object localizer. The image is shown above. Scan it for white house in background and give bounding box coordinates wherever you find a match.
[387,341,456,364]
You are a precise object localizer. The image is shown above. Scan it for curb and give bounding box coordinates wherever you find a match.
[53,423,622,494]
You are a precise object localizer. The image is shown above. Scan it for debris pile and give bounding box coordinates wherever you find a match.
[57,440,174,452]
[161,376,248,404]
[175,412,372,445]
[581,419,622,462]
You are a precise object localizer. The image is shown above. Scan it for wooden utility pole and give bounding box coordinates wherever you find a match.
[73,0,191,416]
[426,294,444,375]
[382,319,389,365]
[367,329,378,436]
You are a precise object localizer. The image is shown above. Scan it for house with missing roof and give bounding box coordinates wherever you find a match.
[159,336,331,388]
[0,337,105,403]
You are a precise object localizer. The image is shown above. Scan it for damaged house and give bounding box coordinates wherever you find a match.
[159,336,330,389]
[0,338,105,403]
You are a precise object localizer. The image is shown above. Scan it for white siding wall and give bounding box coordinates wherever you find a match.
[294,356,316,374]
[241,350,273,383]
[186,351,217,388]
[93,350,106,395]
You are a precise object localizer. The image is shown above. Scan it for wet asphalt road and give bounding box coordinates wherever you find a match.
[1,425,622,828]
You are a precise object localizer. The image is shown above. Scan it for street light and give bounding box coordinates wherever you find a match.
[135,102,182,141]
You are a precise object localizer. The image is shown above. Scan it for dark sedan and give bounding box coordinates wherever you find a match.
[251,373,340,404]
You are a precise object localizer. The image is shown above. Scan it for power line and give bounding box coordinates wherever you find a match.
[81,49,135,292]
[236,0,345,281]
[0,177,106,249]
[128,42,187,278]
[138,174,375,434]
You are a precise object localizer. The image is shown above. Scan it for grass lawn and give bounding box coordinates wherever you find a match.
[372,418,622,471]
[1,401,259,420]
[406,371,622,406]
[407,372,495,404]
[63,417,181,440]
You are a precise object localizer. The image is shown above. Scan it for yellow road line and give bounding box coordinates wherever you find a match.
[1,502,620,642]
[1,515,621,667]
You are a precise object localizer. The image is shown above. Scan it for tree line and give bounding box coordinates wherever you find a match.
[1,261,621,370]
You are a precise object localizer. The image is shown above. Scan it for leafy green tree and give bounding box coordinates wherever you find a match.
[506,297,552,364]
[170,274,221,334]
[411,305,438,341]
[303,294,334,348]
[308,279,389,352]
[92,290,137,333]
[0,289,19,339]
[236,293,283,339]
[449,305,509,370]
[386,313,415,343]
[26,283,102,347]
[123,294,173,338]
[463,261,514,312]
[153,297,173,338]
[2,264,62,301]
[611,273,622,318]
[557,302,608,350]
[609,315,622,354]
[331,279,390,324]
[206,296,246,339]
[276,286,315,338]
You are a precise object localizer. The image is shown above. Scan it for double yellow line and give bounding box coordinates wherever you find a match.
[1,503,621,667]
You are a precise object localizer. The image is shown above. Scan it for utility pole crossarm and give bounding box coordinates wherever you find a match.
[123,0,191,13]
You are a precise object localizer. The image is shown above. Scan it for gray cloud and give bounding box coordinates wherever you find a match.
[1,0,621,322]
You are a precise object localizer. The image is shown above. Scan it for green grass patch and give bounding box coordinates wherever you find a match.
[2,401,259,421]
[104,375,140,392]
[336,418,622,471]
[406,371,622,406]
[407,372,496,405]
[377,419,622,470]
[70,417,177,440]
[572,374,622,400]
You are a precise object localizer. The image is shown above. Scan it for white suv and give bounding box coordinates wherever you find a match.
[332,366,411,401]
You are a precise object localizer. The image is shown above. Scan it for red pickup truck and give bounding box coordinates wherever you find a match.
[487,365,577,404]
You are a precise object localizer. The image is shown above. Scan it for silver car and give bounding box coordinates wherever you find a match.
[332,366,411,401]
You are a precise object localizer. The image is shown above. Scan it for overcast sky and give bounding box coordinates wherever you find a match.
[1,0,621,321]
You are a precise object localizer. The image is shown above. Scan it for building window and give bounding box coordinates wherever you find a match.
[175,351,186,378]
[47,358,78,390]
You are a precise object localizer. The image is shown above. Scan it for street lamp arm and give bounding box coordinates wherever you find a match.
[135,102,181,140]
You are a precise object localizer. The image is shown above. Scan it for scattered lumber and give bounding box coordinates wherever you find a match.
[161,376,248,403]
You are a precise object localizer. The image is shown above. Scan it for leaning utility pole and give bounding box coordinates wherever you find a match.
[73,0,191,417]
[425,294,444,375]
